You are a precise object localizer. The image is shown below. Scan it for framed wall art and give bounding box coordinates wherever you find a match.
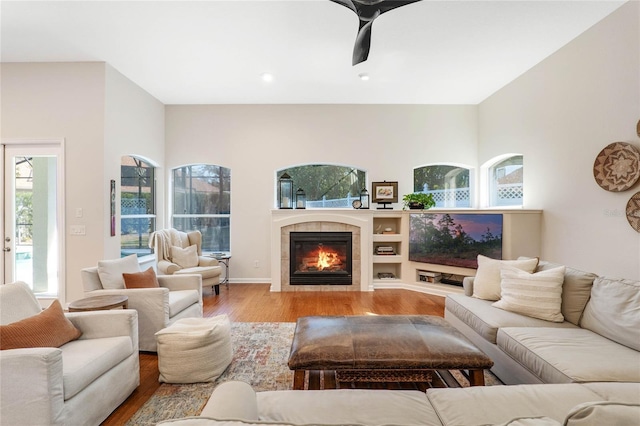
[371,181,398,209]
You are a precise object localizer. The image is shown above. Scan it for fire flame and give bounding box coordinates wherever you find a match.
[317,249,339,270]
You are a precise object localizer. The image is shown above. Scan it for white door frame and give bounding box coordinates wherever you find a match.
[2,138,66,304]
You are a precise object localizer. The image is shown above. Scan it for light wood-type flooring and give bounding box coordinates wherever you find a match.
[101,284,446,425]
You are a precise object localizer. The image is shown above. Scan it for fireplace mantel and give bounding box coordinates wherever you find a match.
[271,209,542,296]
[270,209,372,292]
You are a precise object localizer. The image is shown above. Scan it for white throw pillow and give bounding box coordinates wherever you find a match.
[97,254,141,289]
[492,265,565,322]
[472,255,539,301]
[580,277,640,351]
[171,244,199,268]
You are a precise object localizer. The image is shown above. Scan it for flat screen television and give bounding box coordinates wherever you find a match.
[409,213,503,269]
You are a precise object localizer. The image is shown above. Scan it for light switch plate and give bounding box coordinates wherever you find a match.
[70,225,86,235]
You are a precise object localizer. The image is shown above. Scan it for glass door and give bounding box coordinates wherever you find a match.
[2,141,64,300]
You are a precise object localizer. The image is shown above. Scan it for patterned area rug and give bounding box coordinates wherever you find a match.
[127,321,501,425]
[126,322,296,425]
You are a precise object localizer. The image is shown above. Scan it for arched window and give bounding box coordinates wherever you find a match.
[172,164,231,253]
[120,156,156,257]
[488,155,523,207]
[276,164,366,208]
[413,164,471,208]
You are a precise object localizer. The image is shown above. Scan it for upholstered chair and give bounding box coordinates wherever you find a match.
[150,228,222,294]
[0,281,139,425]
[81,254,203,352]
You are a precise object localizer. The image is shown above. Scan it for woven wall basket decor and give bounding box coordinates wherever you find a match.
[593,142,640,192]
[637,119,640,137]
[627,192,640,232]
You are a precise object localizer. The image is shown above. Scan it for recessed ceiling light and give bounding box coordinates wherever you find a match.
[358,73,370,81]
[261,73,274,82]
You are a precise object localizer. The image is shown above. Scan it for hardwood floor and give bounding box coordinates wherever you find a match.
[101,284,445,425]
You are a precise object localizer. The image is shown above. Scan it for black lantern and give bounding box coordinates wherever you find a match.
[295,188,307,209]
[278,173,294,209]
[360,188,370,209]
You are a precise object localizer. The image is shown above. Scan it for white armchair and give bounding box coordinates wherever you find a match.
[81,255,203,352]
[150,229,222,294]
[0,282,139,426]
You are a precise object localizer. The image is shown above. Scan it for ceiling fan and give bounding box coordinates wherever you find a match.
[329,0,423,65]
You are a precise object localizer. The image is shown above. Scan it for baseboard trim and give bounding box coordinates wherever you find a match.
[226,279,463,297]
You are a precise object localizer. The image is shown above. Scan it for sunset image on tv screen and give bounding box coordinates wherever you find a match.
[409,213,503,269]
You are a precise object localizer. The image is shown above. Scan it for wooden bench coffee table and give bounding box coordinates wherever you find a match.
[288,315,493,390]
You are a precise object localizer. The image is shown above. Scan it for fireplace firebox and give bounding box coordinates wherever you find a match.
[289,232,352,285]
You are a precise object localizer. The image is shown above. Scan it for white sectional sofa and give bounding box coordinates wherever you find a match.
[159,261,640,426]
[444,261,640,385]
[158,380,640,426]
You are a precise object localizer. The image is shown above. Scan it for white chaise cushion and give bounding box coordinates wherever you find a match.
[426,383,603,425]
[97,254,141,289]
[495,418,561,426]
[564,401,640,425]
[580,277,640,351]
[582,382,640,404]
[445,294,576,344]
[497,327,640,383]
[258,389,441,426]
[61,336,133,399]
[168,290,200,317]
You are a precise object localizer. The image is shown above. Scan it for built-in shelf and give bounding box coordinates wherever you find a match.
[372,278,403,285]
[372,234,402,242]
[372,255,402,263]
[372,212,403,283]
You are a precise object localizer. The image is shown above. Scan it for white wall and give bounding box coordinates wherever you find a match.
[165,105,478,281]
[2,62,165,302]
[479,1,640,279]
[104,65,166,256]
[1,62,107,302]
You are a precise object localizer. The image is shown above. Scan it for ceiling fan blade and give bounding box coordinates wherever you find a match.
[330,0,424,65]
[352,16,376,65]
[376,0,423,15]
[329,0,357,14]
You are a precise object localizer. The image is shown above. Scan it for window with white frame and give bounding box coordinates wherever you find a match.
[172,164,230,253]
[413,164,471,208]
[489,155,523,207]
[276,164,367,208]
[121,156,156,257]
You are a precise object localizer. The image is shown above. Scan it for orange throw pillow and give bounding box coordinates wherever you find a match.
[0,299,82,350]
[123,267,160,289]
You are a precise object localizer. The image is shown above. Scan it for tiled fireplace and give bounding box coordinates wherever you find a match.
[270,210,372,292]
[289,231,353,285]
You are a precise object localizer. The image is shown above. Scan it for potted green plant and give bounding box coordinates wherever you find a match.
[402,192,436,210]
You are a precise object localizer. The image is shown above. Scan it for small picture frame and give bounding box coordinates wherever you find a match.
[372,181,398,205]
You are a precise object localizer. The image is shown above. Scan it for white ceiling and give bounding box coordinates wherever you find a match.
[1,0,626,105]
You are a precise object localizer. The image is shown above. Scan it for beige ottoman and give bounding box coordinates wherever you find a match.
[155,315,233,383]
